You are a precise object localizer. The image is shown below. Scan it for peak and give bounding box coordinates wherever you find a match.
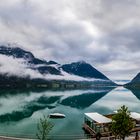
[137,72,140,76]
[0,45,24,52]
[129,72,140,83]
[0,44,35,61]
[0,42,22,49]
[70,61,88,65]
[0,45,12,50]
[76,61,87,64]
[133,72,140,79]
[47,60,58,65]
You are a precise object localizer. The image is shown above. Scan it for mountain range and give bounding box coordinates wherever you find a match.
[1,44,140,89]
[0,44,116,89]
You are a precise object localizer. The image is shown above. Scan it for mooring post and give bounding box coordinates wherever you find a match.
[135,131,139,140]
[96,132,102,140]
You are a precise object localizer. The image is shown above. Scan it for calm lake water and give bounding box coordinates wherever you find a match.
[0,86,139,139]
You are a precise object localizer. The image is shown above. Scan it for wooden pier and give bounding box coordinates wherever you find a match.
[83,123,112,138]
[83,112,140,140]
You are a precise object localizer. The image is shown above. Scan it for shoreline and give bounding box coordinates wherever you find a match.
[0,136,34,140]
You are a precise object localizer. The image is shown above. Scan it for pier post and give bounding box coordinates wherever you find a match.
[135,131,139,140]
[96,132,102,140]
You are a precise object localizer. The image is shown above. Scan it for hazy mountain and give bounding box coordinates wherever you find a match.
[61,61,109,80]
[0,44,116,88]
[131,73,140,83]
[125,73,140,89]
[0,45,61,75]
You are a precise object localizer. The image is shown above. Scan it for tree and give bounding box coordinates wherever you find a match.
[36,116,54,140]
[110,105,134,140]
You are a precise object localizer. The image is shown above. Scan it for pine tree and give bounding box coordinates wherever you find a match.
[110,105,134,140]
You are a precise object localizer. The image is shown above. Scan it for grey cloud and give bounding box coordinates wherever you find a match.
[71,0,140,32]
[0,0,139,80]
[103,26,140,52]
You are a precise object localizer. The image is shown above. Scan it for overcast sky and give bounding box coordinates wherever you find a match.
[0,0,139,81]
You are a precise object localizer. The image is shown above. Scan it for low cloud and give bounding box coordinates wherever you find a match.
[0,54,43,78]
[0,54,104,81]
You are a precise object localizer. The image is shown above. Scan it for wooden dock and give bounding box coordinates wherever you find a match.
[83,123,140,139]
[83,123,112,138]
[83,123,96,137]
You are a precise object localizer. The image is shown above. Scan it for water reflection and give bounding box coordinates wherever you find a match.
[60,88,114,109]
[0,96,61,122]
[0,87,114,123]
[0,87,140,139]
[127,89,140,101]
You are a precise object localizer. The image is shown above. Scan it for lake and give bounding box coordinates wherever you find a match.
[0,86,139,139]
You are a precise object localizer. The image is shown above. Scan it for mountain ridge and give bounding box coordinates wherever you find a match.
[0,45,116,88]
[61,61,109,80]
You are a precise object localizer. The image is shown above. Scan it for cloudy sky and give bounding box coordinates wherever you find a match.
[0,0,140,81]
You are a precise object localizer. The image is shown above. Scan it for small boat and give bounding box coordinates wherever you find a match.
[49,113,66,118]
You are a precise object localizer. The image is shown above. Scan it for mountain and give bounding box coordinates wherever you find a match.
[0,44,116,88]
[0,45,61,75]
[0,45,45,64]
[131,73,140,83]
[61,61,109,80]
[124,73,140,89]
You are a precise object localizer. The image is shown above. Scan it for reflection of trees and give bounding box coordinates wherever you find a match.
[0,88,48,97]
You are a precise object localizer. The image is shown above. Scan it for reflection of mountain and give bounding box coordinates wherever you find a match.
[0,95,61,122]
[60,87,115,109]
[127,89,140,101]
[0,87,114,122]
[0,104,48,122]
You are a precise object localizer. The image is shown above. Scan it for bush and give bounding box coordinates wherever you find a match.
[36,116,54,140]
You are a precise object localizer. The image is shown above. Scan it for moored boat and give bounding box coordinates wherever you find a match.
[49,113,66,118]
